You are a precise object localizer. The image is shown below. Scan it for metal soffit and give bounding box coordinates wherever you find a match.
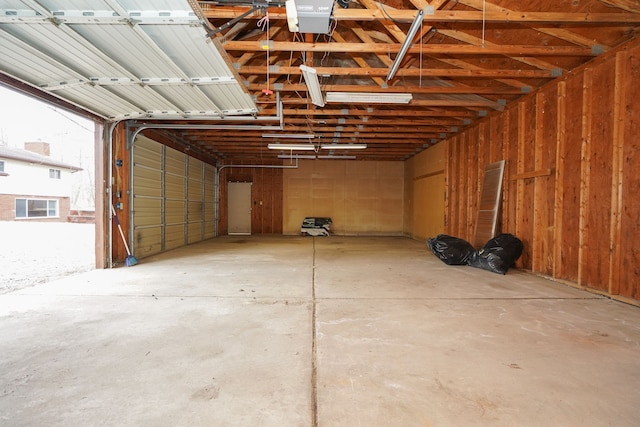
[0,0,256,121]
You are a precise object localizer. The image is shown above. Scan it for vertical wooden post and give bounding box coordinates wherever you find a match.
[609,52,626,295]
[515,102,526,243]
[553,81,567,278]
[500,112,511,234]
[532,91,545,272]
[94,121,106,269]
[578,69,593,286]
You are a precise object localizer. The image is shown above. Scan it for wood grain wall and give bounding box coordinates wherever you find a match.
[282,160,404,235]
[404,142,446,241]
[445,37,640,302]
[218,162,283,235]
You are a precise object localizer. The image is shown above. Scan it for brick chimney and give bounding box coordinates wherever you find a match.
[24,142,50,157]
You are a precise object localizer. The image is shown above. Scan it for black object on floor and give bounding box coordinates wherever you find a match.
[427,234,475,265]
[467,233,524,274]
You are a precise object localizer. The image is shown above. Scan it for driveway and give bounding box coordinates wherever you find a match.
[0,221,95,294]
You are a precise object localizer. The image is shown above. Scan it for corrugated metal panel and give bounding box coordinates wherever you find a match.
[165,146,186,176]
[165,224,185,250]
[133,136,163,257]
[134,225,162,257]
[131,135,214,257]
[165,173,185,201]
[0,0,257,119]
[203,164,215,239]
[187,222,202,244]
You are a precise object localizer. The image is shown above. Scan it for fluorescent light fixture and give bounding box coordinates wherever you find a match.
[326,92,412,104]
[300,65,325,107]
[277,154,357,160]
[387,9,424,81]
[317,155,356,159]
[285,0,299,32]
[278,154,317,159]
[268,143,316,150]
[320,143,367,150]
[262,133,315,139]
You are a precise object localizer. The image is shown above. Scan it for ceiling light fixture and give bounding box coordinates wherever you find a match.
[278,154,318,159]
[325,92,412,104]
[320,143,367,150]
[386,9,424,81]
[268,143,316,150]
[318,155,357,159]
[300,65,325,107]
[262,133,315,139]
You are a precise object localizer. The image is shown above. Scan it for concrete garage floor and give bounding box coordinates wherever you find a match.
[1,236,639,427]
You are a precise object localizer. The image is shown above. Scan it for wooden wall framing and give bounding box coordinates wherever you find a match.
[445,37,640,302]
[218,162,284,235]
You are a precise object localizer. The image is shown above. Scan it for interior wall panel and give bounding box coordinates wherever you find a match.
[404,143,445,241]
[283,160,403,235]
[442,38,640,303]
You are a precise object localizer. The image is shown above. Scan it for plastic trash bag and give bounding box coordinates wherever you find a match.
[427,234,475,265]
[467,233,524,274]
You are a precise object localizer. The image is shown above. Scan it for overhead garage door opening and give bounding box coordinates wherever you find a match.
[0,85,98,293]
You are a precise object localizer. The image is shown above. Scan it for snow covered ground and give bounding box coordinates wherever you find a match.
[0,221,95,294]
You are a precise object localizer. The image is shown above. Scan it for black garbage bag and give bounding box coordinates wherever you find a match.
[427,234,475,265]
[467,233,524,274]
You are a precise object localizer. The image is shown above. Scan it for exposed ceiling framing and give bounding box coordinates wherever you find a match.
[1,0,640,162]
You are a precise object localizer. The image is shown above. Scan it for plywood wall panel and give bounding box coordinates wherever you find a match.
[556,74,584,282]
[583,62,616,291]
[283,160,403,235]
[616,46,640,299]
[533,88,558,276]
[466,128,479,241]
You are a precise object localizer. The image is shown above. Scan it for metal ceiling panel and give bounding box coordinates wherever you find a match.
[0,0,257,120]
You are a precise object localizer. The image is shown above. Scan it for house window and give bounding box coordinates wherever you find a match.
[15,199,59,218]
[49,168,61,179]
[0,160,4,172]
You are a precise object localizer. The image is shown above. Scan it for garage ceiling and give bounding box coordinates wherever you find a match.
[2,0,640,162]
[0,0,256,120]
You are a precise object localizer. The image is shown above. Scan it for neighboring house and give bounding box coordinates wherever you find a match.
[0,142,82,222]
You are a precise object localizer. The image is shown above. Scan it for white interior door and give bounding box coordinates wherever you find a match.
[228,182,252,235]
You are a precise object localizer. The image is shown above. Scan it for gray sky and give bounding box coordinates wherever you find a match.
[0,85,97,209]
[0,85,95,165]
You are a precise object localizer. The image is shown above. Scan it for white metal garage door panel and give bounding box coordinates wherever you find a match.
[165,147,186,176]
[165,173,185,202]
[130,136,215,257]
[187,157,204,243]
[203,164,215,239]
[165,224,185,251]
[133,136,163,257]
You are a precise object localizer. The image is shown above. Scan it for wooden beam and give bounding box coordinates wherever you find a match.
[247,83,525,95]
[223,41,599,56]
[202,7,640,24]
[237,65,557,78]
[457,0,611,49]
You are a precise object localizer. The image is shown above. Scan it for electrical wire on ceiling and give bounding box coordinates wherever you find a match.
[482,0,486,48]
[257,12,273,95]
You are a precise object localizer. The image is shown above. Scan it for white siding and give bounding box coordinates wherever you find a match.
[0,160,75,197]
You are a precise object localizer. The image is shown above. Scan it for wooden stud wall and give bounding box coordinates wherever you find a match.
[445,37,640,302]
